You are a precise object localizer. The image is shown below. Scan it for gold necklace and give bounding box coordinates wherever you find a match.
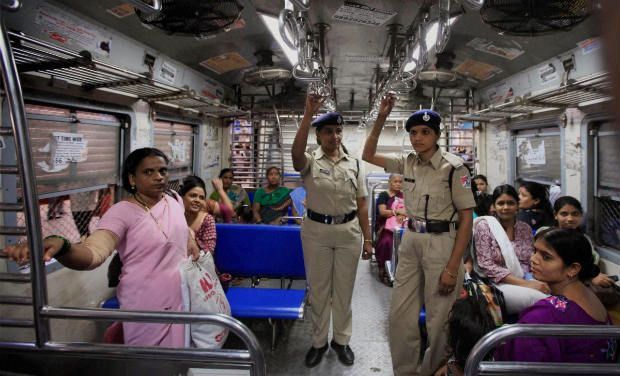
[134,193,168,239]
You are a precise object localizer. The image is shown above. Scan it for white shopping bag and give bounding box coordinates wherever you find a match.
[180,251,231,348]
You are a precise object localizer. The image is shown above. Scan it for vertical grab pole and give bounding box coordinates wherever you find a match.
[0,9,50,346]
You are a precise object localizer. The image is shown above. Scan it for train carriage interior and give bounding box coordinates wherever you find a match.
[0,0,619,375]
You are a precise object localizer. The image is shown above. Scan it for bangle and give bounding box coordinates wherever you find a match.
[45,235,71,258]
[444,267,458,279]
[364,239,373,244]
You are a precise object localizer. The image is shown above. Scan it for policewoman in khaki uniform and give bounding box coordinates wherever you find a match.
[363,95,475,376]
[292,94,373,368]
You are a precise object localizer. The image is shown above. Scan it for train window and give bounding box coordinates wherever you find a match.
[153,119,196,191]
[230,118,257,188]
[513,127,562,186]
[7,104,122,273]
[592,121,620,251]
[25,104,121,195]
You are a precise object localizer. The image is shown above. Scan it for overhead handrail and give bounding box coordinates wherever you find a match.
[436,0,451,53]
[1,0,21,12]
[278,9,298,50]
[288,0,310,11]
[125,0,162,15]
[464,324,620,376]
[460,0,485,10]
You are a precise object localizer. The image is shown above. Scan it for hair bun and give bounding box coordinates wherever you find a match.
[580,263,600,280]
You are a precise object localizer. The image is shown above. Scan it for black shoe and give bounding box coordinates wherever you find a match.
[304,344,328,368]
[330,340,354,366]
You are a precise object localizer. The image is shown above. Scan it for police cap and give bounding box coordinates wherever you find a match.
[405,109,441,133]
[311,112,344,130]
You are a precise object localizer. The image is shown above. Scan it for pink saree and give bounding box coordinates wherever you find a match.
[97,194,188,347]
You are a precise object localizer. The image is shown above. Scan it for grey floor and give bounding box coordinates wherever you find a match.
[239,258,395,376]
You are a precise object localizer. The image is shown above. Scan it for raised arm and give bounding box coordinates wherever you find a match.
[292,94,324,171]
[212,178,233,212]
[362,94,396,168]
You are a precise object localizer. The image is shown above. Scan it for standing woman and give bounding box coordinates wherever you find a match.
[4,148,199,347]
[363,95,475,376]
[292,94,373,368]
[252,166,292,224]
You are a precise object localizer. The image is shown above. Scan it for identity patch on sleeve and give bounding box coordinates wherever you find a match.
[460,175,471,188]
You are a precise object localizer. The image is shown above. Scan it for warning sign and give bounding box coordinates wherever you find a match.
[333,2,396,27]
[37,132,88,173]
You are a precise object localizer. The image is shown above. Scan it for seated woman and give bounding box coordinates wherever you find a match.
[472,174,489,195]
[495,228,618,363]
[252,166,292,224]
[517,181,554,232]
[204,178,234,224]
[4,148,200,347]
[179,175,216,254]
[474,184,549,314]
[375,174,406,284]
[434,296,497,376]
[209,168,250,217]
[553,196,618,305]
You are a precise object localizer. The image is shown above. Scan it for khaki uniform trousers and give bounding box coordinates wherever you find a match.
[389,228,464,376]
[301,217,362,348]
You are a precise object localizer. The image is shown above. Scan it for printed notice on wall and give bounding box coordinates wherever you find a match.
[38,132,88,173]
[538,63,558,85]
[333,2,396,27]
[34,3,112,57]
[158,60,178,85]
[517,138,546,166]
[168,139,188,162]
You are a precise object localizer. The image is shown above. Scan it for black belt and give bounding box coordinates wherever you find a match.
[407,218,453,233]
[307,209,357,225]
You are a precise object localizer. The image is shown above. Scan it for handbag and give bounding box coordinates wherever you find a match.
[463,271,507,327]
[180,251,231,349]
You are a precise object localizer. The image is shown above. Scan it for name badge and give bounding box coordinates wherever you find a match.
[319,168,330,175]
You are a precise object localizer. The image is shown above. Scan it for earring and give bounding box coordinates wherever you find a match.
[131,185,136,192]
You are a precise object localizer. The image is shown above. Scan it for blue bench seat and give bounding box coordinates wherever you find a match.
[227,287,305,320]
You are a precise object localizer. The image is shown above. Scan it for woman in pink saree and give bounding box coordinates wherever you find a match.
[4,148,199,347]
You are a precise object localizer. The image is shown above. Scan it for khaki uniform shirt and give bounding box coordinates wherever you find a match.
[384,148,475,221]
[300,146,368,216]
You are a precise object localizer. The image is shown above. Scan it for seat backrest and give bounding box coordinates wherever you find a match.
[214,223,306,279]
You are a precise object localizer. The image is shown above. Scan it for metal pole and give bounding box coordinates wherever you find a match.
[465,324,620,376]
[0,10,50,347]
[42,306,267,376]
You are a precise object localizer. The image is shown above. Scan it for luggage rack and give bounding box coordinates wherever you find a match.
[460,72,612,123]
[8,31,247,118]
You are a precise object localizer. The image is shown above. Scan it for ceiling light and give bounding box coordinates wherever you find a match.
[259,14,298,66]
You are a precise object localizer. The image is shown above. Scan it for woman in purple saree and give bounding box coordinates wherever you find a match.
[495,228,617,363]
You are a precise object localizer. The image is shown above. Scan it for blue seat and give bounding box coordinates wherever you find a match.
[101,296,119,309]
[226,287,305,320]
[214,224,305,279]
[214,223,307,351]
